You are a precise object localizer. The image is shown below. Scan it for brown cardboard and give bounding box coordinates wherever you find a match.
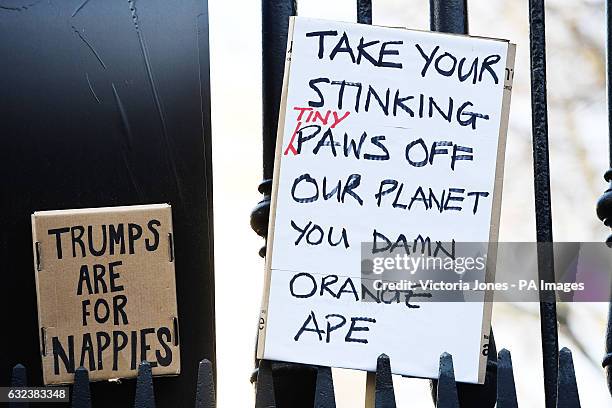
[31,204,180,385]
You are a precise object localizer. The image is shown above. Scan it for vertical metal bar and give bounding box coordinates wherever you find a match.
[262,0,297,183]
[357,0,372,25]
[598,0,612,397]
[255,2,319,407]
[252,0,298,256]
[604,301,612,396]
[429,0,468,34]
[608,0,612,167]
[314,366,336,408]
[255,360,276,408]
[528,1,559,407]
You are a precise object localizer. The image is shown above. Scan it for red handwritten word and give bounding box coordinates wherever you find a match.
[284,107,350,155]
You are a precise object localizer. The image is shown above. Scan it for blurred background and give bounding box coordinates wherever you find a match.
[209,0,610,406]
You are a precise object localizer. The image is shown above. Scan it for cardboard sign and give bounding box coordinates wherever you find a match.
[31,204,180,384]
[257,17,515,383]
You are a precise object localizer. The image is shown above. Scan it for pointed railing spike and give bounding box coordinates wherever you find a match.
[557,348,581,408]
[11,364,27,387]
[71,367,91,408]
[255,360,276,408]
[436,353,459,408]
[497,349,518,408]
[431,328,497,406]
[9,364,28,408]
[314,366,335,408]
[195,359,216,408]
[134,361,156,408]
[374,354,396,408]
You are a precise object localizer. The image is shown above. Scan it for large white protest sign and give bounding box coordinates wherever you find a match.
[257,17,515,383]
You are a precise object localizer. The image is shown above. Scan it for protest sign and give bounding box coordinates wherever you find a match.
[257,17,515,383]
[31,204,180,384]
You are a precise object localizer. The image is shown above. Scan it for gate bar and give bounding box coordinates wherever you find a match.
[600,0,612,397]
[528,1,559,407]
[429,0,468,34]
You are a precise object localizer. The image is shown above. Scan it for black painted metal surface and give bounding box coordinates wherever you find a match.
[605,299,612,396]
[313,366,336,408]
[252,0,298,255]
[253,0,318,406]
[134,362,155,408]
[528,2,559,407]
[71,368,91,408]
[598,0,612,398]
[429,0,468,34]
[0,2,215,407]
[496,350,518,408]
[357,0,372,25]
[9,360,216,408]
[195,360,216,408]
[9,364,28,408]
[556,348,581,408]
[255,360,276,408]
[433,329,498,407]
[374,354,396,408]
[435,354,459,408]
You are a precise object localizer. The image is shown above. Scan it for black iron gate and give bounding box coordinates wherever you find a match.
[2,0,611,407]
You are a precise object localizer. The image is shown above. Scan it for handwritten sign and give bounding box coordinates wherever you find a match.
[31,204,180,384]
[257,17,515,383]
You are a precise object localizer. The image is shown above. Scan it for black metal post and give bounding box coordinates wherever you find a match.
[528,1,559,407]
[429,0,468,34]
[357,0,372,25]
[253,1,319,407]
[255,360,276,408]
[252,0,298,255]
[604,301,612,396]
[314,366,336,408]
[597,0,612,397]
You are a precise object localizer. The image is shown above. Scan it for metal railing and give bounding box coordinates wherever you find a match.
[6,360,215,408]
[3,1,610,407]
[249,0,612,407]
